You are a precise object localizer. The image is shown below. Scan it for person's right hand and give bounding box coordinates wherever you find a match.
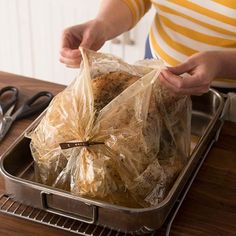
[60,19,108,67]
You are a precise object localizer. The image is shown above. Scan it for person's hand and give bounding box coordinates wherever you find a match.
[160,51,222,95]
[60,19,108,67]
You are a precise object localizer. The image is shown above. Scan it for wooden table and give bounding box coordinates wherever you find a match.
[0,71,235,236]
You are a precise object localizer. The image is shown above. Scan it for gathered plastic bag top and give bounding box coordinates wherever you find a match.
[28,48,191,208]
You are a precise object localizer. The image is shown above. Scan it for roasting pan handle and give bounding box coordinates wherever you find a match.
[40,191,98,224]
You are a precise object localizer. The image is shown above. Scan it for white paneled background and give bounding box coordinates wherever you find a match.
[0,0,154,85]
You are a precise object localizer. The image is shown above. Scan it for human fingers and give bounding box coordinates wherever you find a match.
[161,69,209,89]
[59,55,82,67]
[60,48,81,59]
[60,29,82,60]
[61,28,72,49]
[159,72,209,96]
[60,23,94,53]
[60,34,94,59]
[167,59,194,75]
[60,28,82,52]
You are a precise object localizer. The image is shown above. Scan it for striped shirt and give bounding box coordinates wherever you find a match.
[122,0,236,85]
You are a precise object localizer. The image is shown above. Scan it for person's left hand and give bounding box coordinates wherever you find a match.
[159,51,222,96]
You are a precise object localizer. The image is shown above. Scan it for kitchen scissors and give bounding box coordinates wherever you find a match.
[0,86,19,117]
[0,86,53,142]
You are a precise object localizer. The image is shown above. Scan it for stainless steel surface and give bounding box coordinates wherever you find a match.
[40,191,98,224]
[0,89,225,234]
[0,131,221,236]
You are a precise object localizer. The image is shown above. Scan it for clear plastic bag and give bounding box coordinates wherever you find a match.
[28,48,191,207]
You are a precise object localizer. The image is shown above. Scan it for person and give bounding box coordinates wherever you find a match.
[59,0,236,95]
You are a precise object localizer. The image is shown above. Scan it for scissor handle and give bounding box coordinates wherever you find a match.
[0,86,18,114]
[14,91,54,120]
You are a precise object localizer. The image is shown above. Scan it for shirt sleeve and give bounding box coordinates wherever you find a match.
[121,0,152,26]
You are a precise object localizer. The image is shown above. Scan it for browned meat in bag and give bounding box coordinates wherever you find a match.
[28,48,191,208]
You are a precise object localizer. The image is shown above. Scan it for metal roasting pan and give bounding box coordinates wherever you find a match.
[0,88,225,234]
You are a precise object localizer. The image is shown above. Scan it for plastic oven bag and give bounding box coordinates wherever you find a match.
[28,48,192,208]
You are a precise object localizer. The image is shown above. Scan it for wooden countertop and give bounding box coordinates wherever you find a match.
[0,71,235,236]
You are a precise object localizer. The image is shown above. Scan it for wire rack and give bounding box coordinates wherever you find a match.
[0,136,218,236]
[0,193,133,236]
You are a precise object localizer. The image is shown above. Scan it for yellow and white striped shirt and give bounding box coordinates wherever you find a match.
[122,0,236,68]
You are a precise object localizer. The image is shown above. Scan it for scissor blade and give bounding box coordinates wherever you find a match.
[0,106,3,120]
[0,104,15,122]
[5,104,15,116]
[0,116,14,142]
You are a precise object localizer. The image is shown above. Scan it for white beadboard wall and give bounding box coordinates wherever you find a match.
[0,0,154,85]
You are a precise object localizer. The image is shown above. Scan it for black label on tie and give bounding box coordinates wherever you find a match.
[59,141,104,149]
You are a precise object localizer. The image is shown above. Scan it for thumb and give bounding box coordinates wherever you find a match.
[79,33,93,49]
[167,60,193,75]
